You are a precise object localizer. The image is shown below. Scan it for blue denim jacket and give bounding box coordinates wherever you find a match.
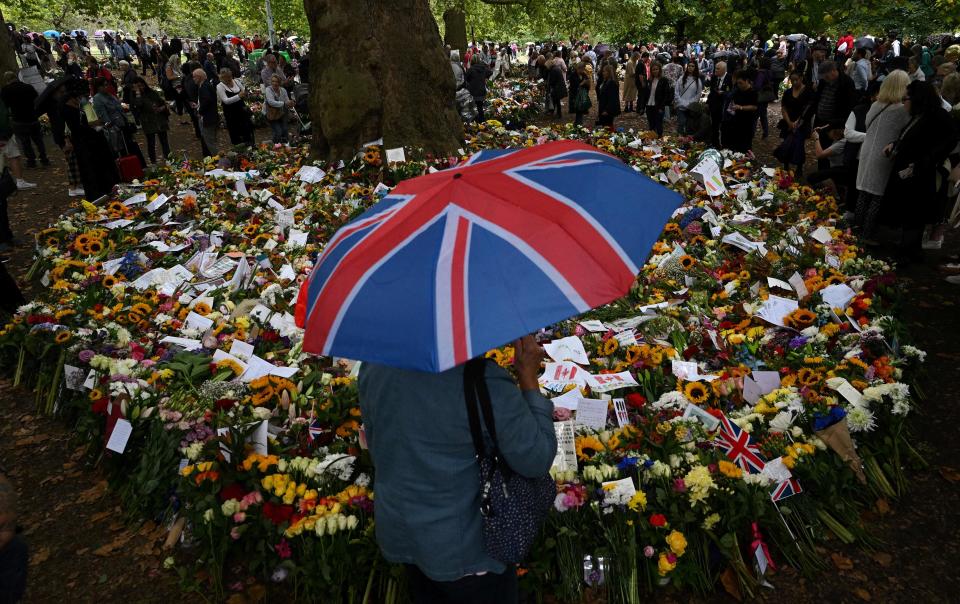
[358,360,556,581]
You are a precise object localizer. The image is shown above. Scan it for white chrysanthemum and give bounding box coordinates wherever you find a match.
[768,411,794,433]
[846,406,876,432]
[901,345,927,363]
[654,390,690,410]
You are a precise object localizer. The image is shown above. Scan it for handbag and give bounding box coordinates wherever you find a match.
[573,86,592,113]
[463,358,555,565]
[266,103,285,121]
[757,86,776,104]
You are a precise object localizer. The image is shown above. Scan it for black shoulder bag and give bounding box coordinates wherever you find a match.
[463,357,556,565]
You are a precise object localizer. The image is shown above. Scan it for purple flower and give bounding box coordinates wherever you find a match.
[788,336,808,349]
[672,478,687,493]
[78,349,95,362]
[643,545,655,558]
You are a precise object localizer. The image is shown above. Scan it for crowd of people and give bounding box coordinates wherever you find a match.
[0,26,313,251]
[517,32,960,266]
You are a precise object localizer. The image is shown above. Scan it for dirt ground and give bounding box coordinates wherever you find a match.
[1,84,959,603]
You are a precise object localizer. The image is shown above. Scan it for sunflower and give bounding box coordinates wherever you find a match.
[54,331,72,344]
[733,167,750,180]
[75,234,91,247]
[689,235,707,246]
[796,367,821,387]
[192,301,212,316]
[624,345,642,365]
[363,149,381,164]
[250,386,275,406]
[336,419,360,438]
[785,308,817,329]
[679,255,696,270]
[575,435,605,461]
[89,388,104,401]
[87,241,104,254]
[243,224,258,236]
[130,302,152,316]
[46,236,59,247]
[101,275,118,288]
[683,381,710,404]
[602,337,619,356]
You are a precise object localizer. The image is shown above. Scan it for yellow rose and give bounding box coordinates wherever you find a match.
[665,530,687,556]
[658,552,677,575]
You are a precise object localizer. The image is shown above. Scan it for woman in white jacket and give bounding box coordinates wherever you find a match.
[674,62,703,135]
[854,70,911,241]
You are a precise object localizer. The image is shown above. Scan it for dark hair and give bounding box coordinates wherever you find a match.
[855,47,867,58]
[92,76,108,91]
[682,61,700,84]
[733,69,751,82]
[905,80,940,116]
[819,60,838,74]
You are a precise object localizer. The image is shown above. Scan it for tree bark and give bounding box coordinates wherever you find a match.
[0,8,20,76]
[305,0,463,161]
[443,8,467,55]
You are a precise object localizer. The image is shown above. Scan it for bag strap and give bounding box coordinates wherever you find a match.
[865,103,890,130]
[463,358,488,459]
[463,358,502,458]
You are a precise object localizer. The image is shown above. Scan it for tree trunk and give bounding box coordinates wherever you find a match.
[0,8,20,76]
[443,8,467,55]
[305,0,463,161]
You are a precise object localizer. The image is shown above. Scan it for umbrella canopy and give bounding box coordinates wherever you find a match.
[854,36,876,49]
[786,33,805,42]
[71,29,87,36]
[296,140,683,372]
[43,30,60,38]
[593,43,610,55]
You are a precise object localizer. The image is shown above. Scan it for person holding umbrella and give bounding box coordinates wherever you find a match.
[298,139,683,604]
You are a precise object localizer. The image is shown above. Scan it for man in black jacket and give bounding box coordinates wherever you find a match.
[192,69,218,157]
[812,60,857,169]
[0,74,48,168]
[706,61,731,147]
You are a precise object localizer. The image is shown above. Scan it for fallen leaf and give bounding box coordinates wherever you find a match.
[831,552,854,570]
[14,434,49,447]
[875,498,891,515]
[854,587,872,601]
[720,566,743,601]
[939,466,960,482]
[872,552,893,567]
[30,547,51,566]
[90,510,114,523]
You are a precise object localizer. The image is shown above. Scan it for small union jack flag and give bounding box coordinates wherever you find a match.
[714,412,767,474]
[770,477,803,502]
[306,417,325,443]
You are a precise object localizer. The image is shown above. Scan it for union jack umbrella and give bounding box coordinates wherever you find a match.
[295,140,683,372]
[714,412,767,474]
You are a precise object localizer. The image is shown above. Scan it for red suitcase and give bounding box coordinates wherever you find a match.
[117,153,144,182]
[114,128,145,183]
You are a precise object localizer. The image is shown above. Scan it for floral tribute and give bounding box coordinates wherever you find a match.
[0,78,926,603]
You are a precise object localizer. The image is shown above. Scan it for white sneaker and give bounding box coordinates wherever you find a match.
[16,179,36,189]
[68,188,84,197]
[946,275,960,285]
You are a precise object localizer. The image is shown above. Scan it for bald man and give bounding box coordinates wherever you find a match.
[192,68,219,157]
